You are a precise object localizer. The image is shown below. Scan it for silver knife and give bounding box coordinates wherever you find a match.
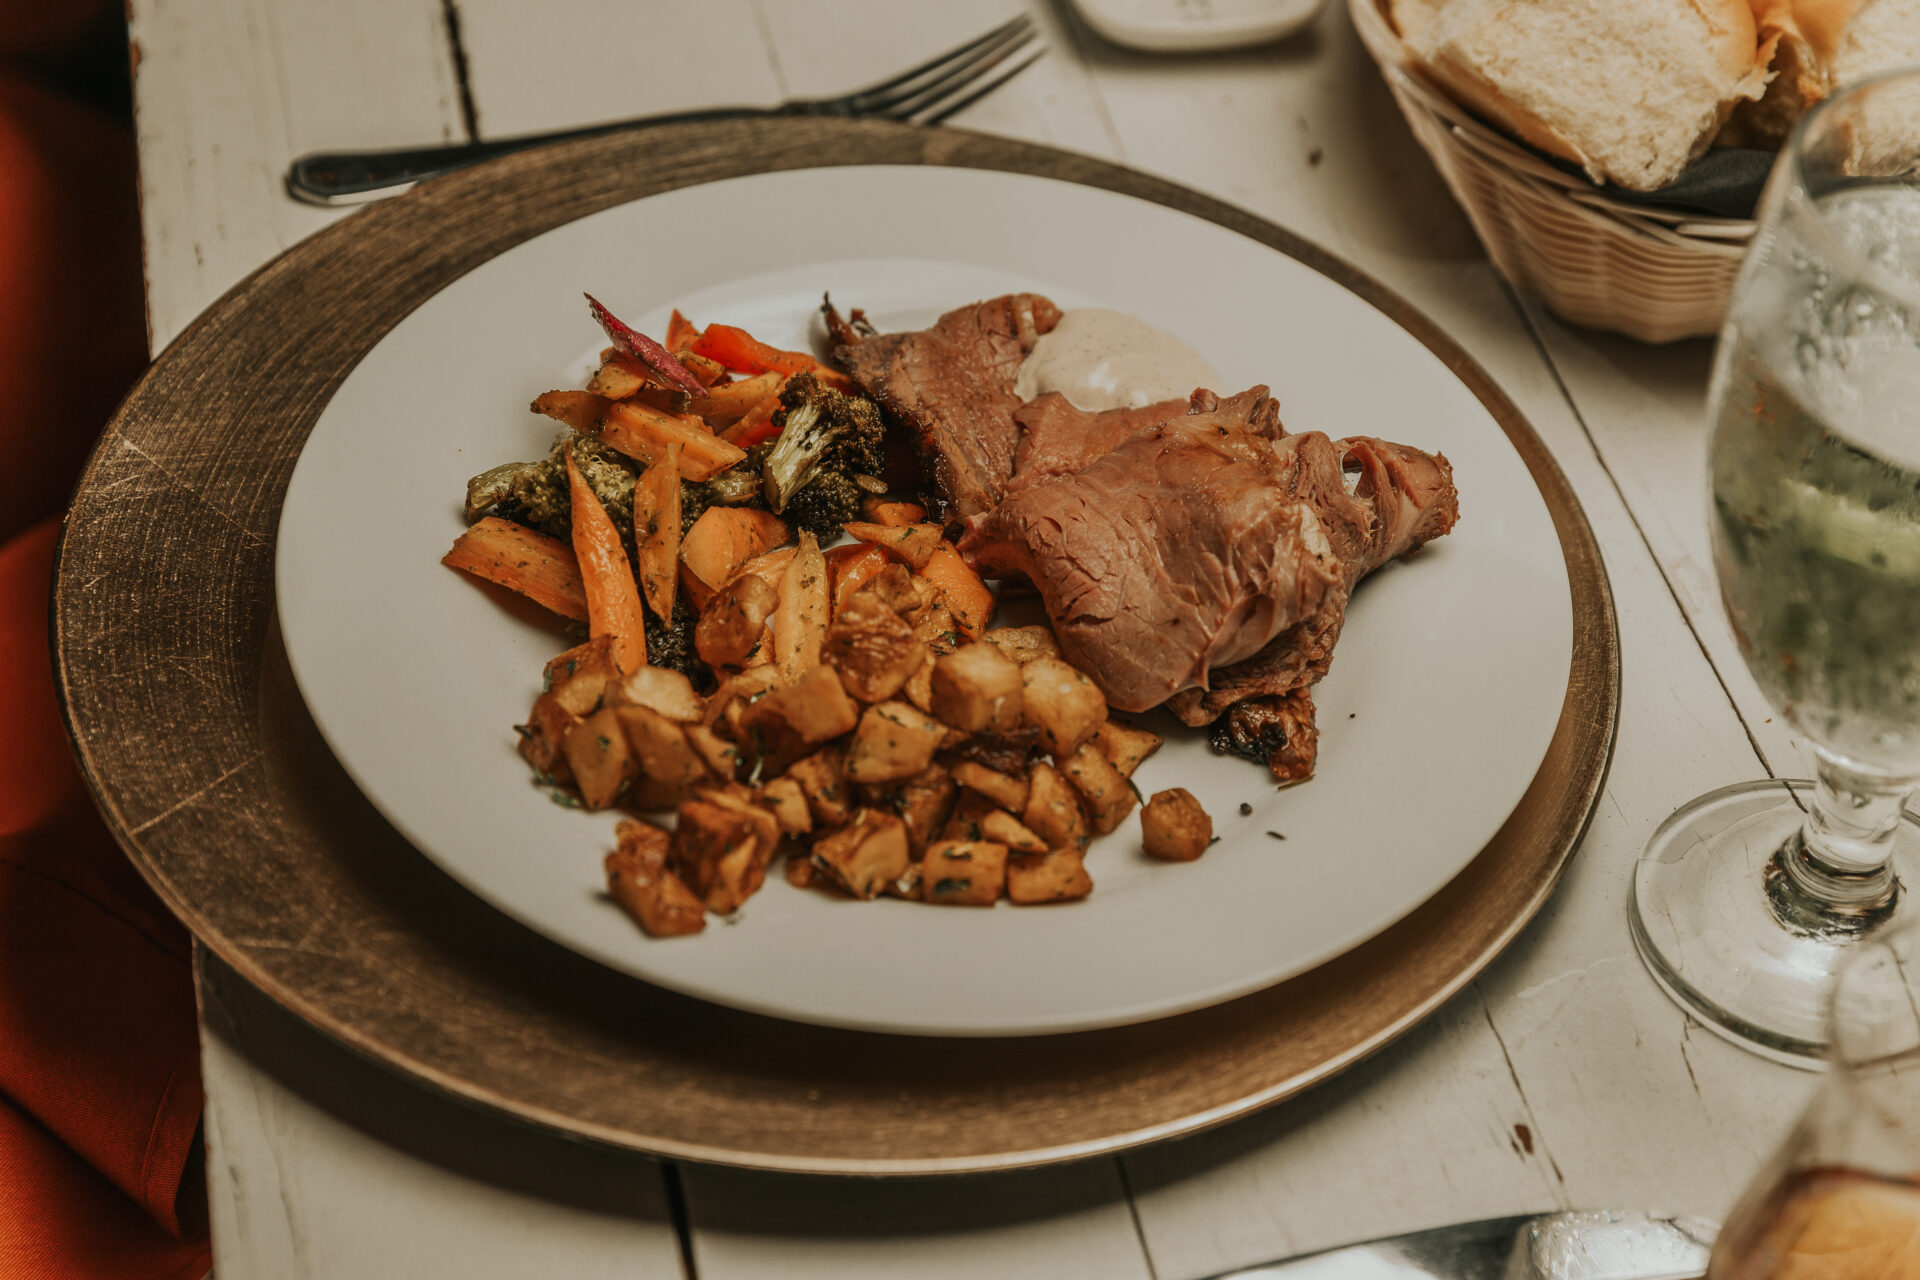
[1206,1211,1718,1280]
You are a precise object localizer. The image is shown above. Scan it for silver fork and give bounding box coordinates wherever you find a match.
[284,16,1046,207]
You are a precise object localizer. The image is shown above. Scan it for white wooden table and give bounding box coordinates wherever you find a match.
[128,1,1821,1275]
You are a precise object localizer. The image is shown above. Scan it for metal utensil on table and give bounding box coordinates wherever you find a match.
[285,15,1046,206]
[1206,1211,1717,1280]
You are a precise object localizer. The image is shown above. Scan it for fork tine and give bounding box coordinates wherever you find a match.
[866,24,1039,121]
[843,15,1034,113]
[917,46,1048,126]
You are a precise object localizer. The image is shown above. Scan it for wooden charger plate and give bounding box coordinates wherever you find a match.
[53,119,1618,1174]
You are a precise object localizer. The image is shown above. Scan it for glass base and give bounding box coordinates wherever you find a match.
[1630,778,1920,1070]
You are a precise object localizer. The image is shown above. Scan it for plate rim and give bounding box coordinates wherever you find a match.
[51,118,1619,1173]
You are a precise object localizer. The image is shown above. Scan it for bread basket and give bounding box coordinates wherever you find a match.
[1348,0,1754,343]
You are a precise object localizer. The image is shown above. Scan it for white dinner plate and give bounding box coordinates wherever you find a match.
[276,165,1571,1037]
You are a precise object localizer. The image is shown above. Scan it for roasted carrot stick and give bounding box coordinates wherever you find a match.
[664,309,700,355]
[598,400,744,480]
[692,371,782,428]
[633,442,682,624]
[679,506,791,609]
[825,542,889,614]
[719,392,783,448]
[920,540,994,642]
[442,517,588,621]
[860,497,927,527]
[690,324,854,391]
[566,445,647,672]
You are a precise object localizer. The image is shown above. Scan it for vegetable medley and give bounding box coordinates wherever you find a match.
[443,295,1214,938]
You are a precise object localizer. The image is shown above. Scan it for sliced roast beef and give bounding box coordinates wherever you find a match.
[1164,434,1459,725]
[965,383,1459,719]
[834,293,1061,521]
[960,389,1346,713]
[1007,386,1277,491]
[1010,394,1186,487]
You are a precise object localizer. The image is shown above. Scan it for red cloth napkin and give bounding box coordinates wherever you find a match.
[0,29,212,1279]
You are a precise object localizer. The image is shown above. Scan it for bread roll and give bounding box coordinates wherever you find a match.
[1385,0,1449,44]
[1833,0,1920,84]
[1408,0,1769,190]
[1723,0,1864,146]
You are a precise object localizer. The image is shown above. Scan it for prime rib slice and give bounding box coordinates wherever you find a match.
[959,387,1347,713]
[834,293,1061,521]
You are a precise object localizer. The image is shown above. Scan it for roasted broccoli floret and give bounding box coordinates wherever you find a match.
[679,450,770,535]
[759,371,885,516]
[464,433,637,547]
[782,470,866,538]
[644,596,711,691]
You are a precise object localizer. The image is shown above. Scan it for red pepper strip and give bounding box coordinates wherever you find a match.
[584,293,707,397]
[690,323,855,391]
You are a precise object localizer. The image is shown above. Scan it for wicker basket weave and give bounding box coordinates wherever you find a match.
[1349,0,1753,342]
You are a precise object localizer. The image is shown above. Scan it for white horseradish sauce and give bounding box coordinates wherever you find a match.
[1014,308,1221,411]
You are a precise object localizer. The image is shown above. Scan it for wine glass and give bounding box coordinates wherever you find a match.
[1705,918,1920,1280]
[1630,68,1920,1066]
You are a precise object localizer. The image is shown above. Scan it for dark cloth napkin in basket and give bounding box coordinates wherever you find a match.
[1547,146,1778,219]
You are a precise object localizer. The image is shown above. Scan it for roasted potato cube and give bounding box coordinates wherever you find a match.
[615,705,709,790]
[605,847,706,937]
[758,775,813,837]
[563,706,639,810]
[703,667,781,731]
[1007,849,1093,904]
[586,349,649,399]
[613,817,672,872]
[852,562,919,615]
[516,690,581,785]
[1092,720,1163,779]
[945,728,1040,778]
[625,774,691,813]
[909,600,964,655]
[742,664,860,746]
[671,798,767,914]
[612,665,704,723]
[980,808,1048,854]
[684,723,743,782]
[983,626,1062,667]
[886,863,923,900]
[950,760,1028,813]
[859,763,955,857]
[785,852,817,888]
[1021,657,1108,758]
[930,642,1024,734]
[809,808,910,899]
[1141,787,1212,861]
[826,594,928,703]
[903,655,935,712]
[845,701,948,784]
[787,746,853,829]
[709,836,769,915]
[1024,760,1089,852]
[543,636,622,716]
[939,789,1000,845]
[696,574,779,669]
[921,840,1008,906]
[695,785,782,865]
[1061,742,1136,835]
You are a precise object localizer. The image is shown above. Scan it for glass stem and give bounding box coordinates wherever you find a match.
[1773,755,1915,929]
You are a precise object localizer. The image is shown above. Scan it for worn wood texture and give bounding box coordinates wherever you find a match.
[57,118,1614,1174]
